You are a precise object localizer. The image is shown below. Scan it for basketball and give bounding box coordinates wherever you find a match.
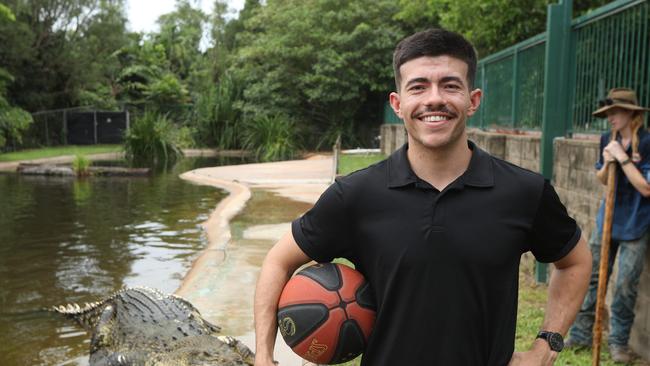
[277,262,376,364]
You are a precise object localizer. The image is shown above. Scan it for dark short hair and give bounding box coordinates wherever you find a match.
[393,28,477,90]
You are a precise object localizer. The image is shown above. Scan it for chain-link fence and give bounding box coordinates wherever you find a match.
[12,107,129,150]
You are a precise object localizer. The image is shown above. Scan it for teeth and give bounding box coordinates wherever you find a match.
[422,115,448,122]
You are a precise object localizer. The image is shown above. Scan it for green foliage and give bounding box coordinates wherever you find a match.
[124,111,184,167]
[155,0,207,81]
[192,72,242,148]
[0,1,130,111]
[0,4,15,21]
[0,69,32,148]
[397,0,613,58]
[116,40,189,113]
[1,0,617,153]
[242,114,299,162]
[0,103,32,148]
[232,0,404,149]
[72,154,90,176]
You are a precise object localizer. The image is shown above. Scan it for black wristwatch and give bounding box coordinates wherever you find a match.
[536,331,564,352]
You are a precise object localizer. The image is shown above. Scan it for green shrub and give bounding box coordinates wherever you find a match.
[192,73,242,149]
[72,154,90,176]
[124,110,183,167]
[242,114,299,162]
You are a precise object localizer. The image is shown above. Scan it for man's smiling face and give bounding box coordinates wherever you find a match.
[390,55,481,151]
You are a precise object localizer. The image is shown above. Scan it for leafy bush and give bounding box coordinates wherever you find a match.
[124,111,183,167]
[0,104,32,149]
[242,114,299,162]
[0,68,32,149]
[192,73,242,149]
[72,154,90,176]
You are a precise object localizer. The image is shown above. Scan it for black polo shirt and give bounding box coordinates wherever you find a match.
[291,141,581,366]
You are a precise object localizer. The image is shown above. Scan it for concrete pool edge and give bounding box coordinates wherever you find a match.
[175,156,334,365]
[176,169,252,298]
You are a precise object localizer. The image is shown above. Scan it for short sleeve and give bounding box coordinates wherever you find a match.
[291,180,351,263]
[527,180,582,263]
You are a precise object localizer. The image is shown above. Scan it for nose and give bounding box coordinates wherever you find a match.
[423,86,445,107]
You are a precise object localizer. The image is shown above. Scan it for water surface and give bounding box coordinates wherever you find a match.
[0,157,246,365]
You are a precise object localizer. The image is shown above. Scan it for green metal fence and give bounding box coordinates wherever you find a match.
[471,0,649,133]
[571,0,650,132]
[384,101,401,124]
[471,34,547,129]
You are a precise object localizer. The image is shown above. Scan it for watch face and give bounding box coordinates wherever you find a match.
[548,333,564,352]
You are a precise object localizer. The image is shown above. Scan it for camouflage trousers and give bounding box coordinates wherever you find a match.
[568,227,648,346]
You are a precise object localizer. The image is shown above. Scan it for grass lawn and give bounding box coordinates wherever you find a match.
[0,144,122,162]
[337,153,385,176]
[332,155,646,366]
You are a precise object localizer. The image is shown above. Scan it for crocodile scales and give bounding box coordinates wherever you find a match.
[52,287,255,366]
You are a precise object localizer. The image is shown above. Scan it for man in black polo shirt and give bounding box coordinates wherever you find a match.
[254,29,592,365]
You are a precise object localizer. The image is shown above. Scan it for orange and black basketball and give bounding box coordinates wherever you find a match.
[277,262,376,364]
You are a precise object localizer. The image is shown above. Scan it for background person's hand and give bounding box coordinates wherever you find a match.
[602,149,616,163]
[604,140,628,162]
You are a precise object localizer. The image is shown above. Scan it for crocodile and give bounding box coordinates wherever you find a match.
[52,287,255,366]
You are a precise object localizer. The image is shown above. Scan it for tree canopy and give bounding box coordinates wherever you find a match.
[0,0,615,152]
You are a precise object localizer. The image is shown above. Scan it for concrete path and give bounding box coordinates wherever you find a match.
[177,156,334,366]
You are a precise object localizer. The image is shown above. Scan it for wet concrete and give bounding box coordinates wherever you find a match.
[177,156,333,365]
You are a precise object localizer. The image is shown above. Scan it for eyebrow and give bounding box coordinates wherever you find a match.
[404,77,430,89]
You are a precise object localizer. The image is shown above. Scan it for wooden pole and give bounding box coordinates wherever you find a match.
[592,162,617,365]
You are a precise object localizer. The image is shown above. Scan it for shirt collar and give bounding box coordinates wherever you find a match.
[387,140,494,188]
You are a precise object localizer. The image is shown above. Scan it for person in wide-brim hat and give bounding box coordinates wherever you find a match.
[592,87,650,118]
[567,86,650,363]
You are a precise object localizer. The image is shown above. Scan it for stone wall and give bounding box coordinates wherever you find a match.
[380,124,407,155]
[380,124,650,360]
[467,130,541,173]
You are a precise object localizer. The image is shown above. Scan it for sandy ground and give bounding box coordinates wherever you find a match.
[177,155,333,365]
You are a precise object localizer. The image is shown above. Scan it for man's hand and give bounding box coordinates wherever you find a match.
[508,339,557,366]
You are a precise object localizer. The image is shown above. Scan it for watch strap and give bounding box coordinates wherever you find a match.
[536,330,564,352]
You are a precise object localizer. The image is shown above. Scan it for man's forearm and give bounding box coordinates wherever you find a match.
[541,258,592,334]
[511,238,591,365]
[254,259,293,364]
[254,231,311,365]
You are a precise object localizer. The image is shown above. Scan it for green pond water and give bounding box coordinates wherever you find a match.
[0,156,247,366]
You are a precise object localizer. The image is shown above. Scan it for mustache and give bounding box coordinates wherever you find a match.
[414,105,457,118]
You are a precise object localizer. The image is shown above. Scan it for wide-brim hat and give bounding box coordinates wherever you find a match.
[592,87,650,118]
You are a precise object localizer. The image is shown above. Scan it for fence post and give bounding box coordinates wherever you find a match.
[93,110,98,144]
[63,109,68,145]
[480,63,486,130]
[511,49,520,128]
[538,0,573,283]
[44,116,50,146]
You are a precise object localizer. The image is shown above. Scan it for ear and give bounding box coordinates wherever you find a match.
[389,92,402,119]
[467,88,482,117]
